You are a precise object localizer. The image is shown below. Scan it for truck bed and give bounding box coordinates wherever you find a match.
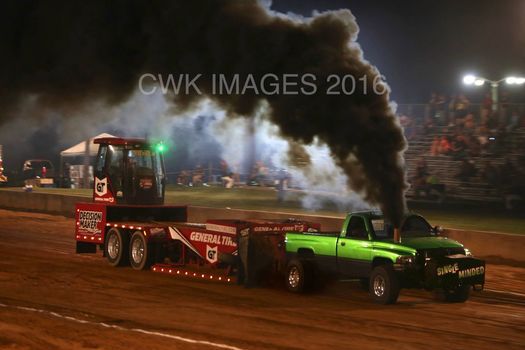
[286,231,339,258]
[295,231,339,237]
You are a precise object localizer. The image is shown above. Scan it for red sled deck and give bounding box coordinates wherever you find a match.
[75,201,320,283]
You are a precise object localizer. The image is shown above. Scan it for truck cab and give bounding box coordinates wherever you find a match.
[93,137,166,205]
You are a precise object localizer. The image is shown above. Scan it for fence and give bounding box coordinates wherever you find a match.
[396,103,525,124]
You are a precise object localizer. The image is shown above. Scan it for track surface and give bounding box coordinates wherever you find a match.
[0,209,524,350]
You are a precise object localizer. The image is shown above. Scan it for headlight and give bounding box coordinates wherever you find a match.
[464,248,472,256]
[396,255,415,264]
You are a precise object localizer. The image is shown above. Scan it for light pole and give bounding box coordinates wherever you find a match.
[462,74,525,112]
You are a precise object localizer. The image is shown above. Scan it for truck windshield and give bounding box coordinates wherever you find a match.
[107,146,160,176]
[127,149,153,168]
[371,215,434,239]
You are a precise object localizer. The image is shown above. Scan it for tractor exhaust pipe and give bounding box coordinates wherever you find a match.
[394,227,401,243]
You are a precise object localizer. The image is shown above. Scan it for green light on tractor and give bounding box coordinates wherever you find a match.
[155,142,167,153]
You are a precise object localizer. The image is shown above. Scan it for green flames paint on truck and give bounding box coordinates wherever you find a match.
[284,211,485,304]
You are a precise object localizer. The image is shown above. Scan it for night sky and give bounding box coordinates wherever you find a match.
[273,0,525,102]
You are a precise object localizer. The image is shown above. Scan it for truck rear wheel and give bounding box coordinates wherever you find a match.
[369,265,400,304]
[105,228,129,267]
[129,230,153,270]
[443,284,470,303]
[286,259,311,293]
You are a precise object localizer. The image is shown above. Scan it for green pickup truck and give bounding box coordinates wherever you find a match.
[284,211,485,304]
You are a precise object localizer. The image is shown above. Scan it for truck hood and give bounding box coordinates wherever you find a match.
[398,236,464,250]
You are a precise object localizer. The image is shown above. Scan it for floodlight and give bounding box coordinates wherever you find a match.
[473,79,485,86]
[463,75,476,85]
[505,76,517,84]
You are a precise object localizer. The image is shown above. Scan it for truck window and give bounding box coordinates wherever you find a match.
[107,146,124,192]
[95,145,108,174]
[401,216,433,237]
[346,216,369,240]
[371,219,393,239]
[127,149,153,169]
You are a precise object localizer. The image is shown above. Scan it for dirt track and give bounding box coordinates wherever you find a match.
[0,209,524,350]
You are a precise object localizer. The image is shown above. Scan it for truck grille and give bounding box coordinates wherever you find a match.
[418,247,465,260]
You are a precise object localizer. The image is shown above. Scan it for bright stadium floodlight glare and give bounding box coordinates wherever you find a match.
[463,74,476,85]
[463,74,485,86]
[506,76,525,85]
[461,73,524,112]
[506,76,517,84]
[474,78,485,86]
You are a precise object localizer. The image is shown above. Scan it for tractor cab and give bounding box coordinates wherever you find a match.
[93,137,165,205]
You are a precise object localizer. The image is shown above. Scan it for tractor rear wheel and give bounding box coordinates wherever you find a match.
[105,228,129,267]
[129,230,153,270]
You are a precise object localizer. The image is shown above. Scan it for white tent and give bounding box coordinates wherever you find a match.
[59,133,116,188]
[60,133,116,157]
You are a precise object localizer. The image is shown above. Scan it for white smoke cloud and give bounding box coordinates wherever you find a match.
[0,86,371,212]
[208,102,369,211]
[106,94,372,211]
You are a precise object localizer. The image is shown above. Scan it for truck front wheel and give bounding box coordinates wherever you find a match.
[369,265,400,304]
[129,230,153,270]
[105,228,129,267]
[286,259,311,293]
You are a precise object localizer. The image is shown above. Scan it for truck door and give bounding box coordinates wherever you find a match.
[336,215,372,278]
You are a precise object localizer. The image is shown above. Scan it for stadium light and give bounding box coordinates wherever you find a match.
[474,78,485,86]
[463,74,476,85]
[462,74,525,111]
[505,76,525,85]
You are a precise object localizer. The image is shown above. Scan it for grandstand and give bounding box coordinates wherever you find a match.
[405,127,525,204]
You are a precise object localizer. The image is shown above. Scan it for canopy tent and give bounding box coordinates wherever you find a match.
[60,133,116,157]
[59,133,116,188]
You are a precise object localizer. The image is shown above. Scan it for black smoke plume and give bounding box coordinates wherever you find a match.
[0,0,407,225]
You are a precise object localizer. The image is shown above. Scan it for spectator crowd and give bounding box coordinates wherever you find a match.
[404,92,525,208]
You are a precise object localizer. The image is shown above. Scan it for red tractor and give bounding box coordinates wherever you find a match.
[75,137,320,284]
[91,137,166,205]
